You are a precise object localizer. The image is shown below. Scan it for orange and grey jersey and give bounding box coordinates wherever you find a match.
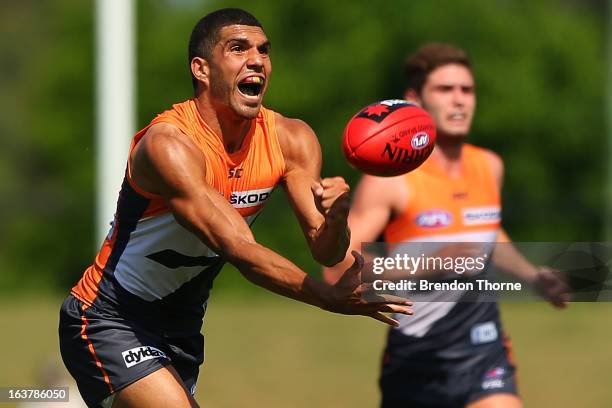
[383,144,503,357]
[384,143,500,245]
[71,100,285,331]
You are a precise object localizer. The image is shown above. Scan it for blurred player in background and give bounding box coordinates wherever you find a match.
[325,43,568,408]
[58,8,412,408]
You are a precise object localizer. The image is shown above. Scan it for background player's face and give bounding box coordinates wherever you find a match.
[419,64,475,138]
[208,25,271,119]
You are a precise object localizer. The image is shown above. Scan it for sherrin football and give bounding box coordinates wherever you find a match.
[342,99,436,176]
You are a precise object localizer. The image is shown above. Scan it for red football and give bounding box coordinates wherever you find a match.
[342,100,436,176]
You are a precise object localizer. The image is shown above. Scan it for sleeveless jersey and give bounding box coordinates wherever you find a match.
[385,143,500,244]
[383,144,503,363]
[71,100,285,332]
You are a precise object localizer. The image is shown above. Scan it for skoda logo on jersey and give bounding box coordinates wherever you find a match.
[411,132,429,150]
[230,187,273,209]
[415,210,452,228]
[463,207,501,226]
[122,346,168,368]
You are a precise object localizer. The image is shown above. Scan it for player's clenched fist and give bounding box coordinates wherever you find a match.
[312,177,351,226]
[325,251,413,326]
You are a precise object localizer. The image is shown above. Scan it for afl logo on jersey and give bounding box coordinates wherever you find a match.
[415,210,452,228]
[411,132,429,150]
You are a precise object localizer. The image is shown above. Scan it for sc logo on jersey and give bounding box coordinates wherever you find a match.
[228,168,243,179]
[415,210,452,228]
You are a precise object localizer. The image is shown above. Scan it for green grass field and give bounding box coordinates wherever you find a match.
[1,294,611,407]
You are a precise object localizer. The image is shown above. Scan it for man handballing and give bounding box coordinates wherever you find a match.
[59,9,411,408]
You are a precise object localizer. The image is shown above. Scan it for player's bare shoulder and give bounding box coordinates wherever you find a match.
[481,148,504,188]
[131,122,205,195]
[274,112,322,171]
[135,123,195,159]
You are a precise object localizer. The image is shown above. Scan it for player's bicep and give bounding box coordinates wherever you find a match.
[348,207,390,247]
[348,175,396,247]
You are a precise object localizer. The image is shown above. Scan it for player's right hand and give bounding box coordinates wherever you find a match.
[326,251,413,326]
[312,176,351,228]
[534,266,570,308]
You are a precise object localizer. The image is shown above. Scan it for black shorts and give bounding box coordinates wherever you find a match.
[58,295,203,407]
[380,341,518,408]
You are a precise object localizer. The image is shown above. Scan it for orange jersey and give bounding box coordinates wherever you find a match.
[382,144,503,339]
[384,144,501,244]
[72,100,286,307]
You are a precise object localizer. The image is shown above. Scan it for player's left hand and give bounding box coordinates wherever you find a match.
[329,251,413,326]
[534,266,570,309]
[312,177,350,227]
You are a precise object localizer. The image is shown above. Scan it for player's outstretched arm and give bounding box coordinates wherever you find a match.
[485,150,569,308]
[323,174,406,284]
[275,114,354,266]
[131,123,412,324]
[494,230,569,308]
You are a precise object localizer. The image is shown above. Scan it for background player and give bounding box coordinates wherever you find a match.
[59,9,412,408]
[325,43,568,408]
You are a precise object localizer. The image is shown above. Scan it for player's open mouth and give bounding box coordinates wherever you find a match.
[238,76,264,98]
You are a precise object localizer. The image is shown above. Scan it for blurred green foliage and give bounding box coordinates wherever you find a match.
[0,0,606,293]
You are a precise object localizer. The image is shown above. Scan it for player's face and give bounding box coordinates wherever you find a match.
[208,25,271,119]
[419,64,475,138]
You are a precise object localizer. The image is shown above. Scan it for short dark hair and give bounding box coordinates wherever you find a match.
[403,43,472,95]
[188,8,263,90]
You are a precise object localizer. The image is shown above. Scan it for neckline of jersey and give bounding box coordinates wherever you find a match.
[189,99,257,166]
[423,144,471,180]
